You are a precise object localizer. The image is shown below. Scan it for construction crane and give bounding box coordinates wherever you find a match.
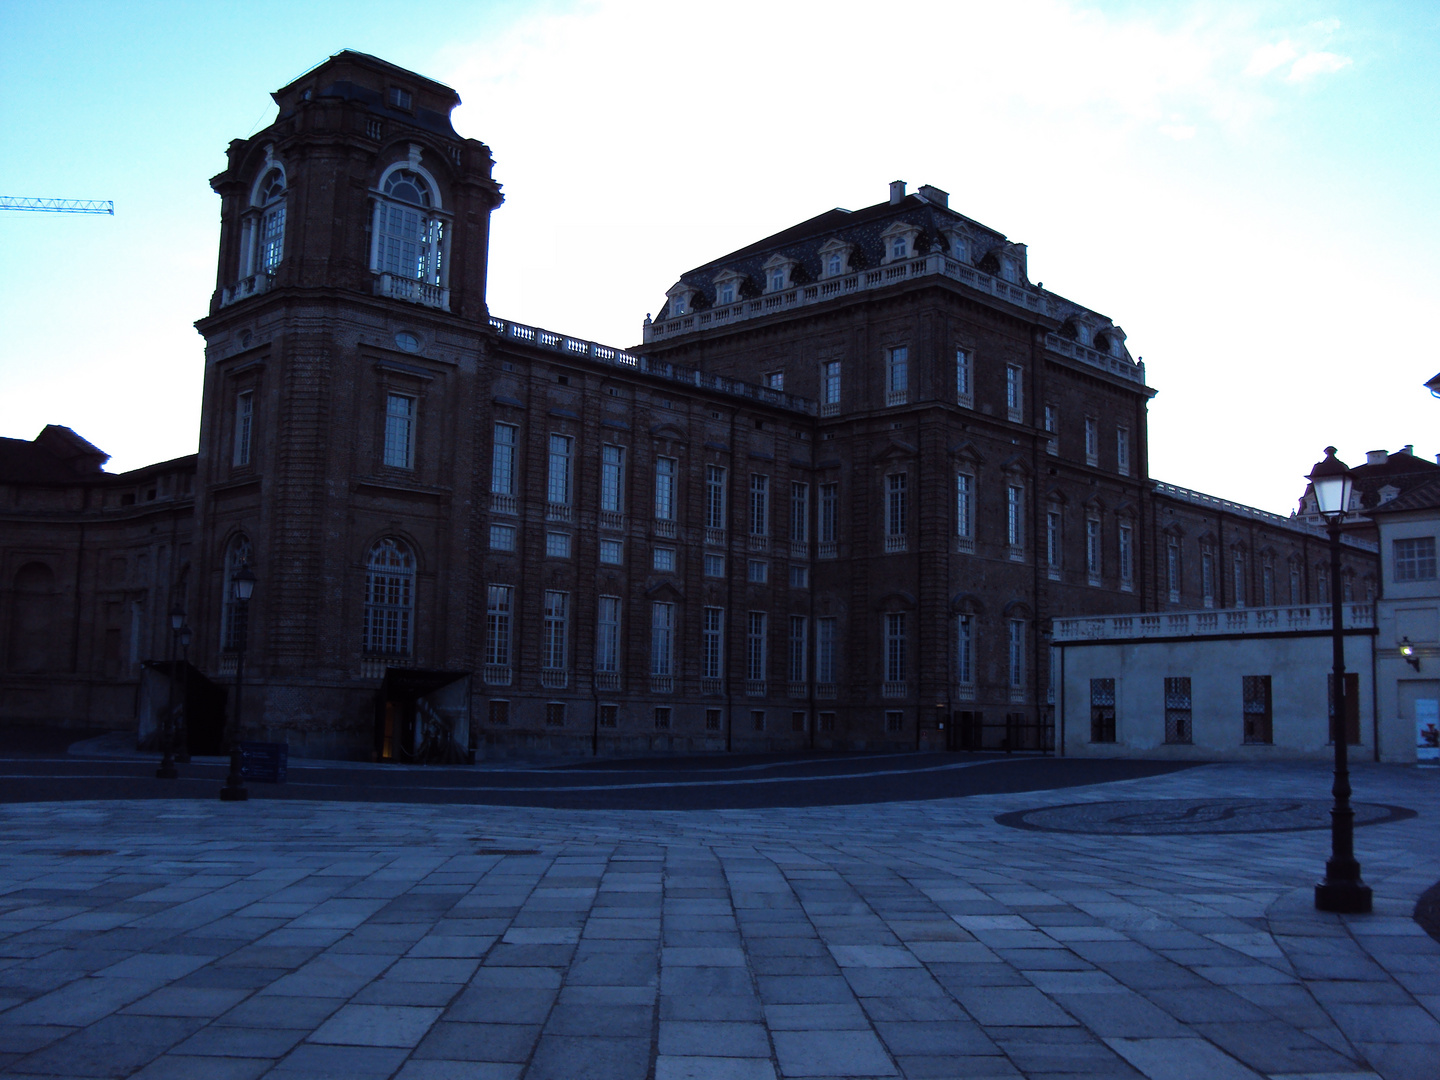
[0,197,113,215]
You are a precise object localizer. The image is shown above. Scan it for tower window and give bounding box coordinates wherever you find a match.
[387,87,413,110]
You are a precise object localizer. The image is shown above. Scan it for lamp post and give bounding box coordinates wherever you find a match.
[1306,448,1371,913]
[220,561,255,802]
[177,622,192,762]
[156,601,184,779]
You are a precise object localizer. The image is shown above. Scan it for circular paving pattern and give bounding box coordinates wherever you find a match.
[996,798,1417,835]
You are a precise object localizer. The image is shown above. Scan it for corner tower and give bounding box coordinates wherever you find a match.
[191,52,502,756]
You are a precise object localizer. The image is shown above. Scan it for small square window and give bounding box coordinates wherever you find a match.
[654,707,671,730]
[792,711,806,732]
[546,532,571,559]
[653,546,676,571]
[789,565,809,589]
[705,708,722,731]
[599,539,624,565]
[748,560,768,583]
[600,704,618,728]
[704,553,726,578]
[488,699,509,725]
[545,702,565,726]
[751,709,765,731]
[885,711,904,733]
[764,371,784,391]
[819,711,836,733]
[490,524,516,551]
[387,87,412,110]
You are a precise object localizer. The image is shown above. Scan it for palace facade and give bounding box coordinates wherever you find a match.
[0,52,1379,759]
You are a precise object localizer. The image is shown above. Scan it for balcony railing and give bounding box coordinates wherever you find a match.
[748,535,768,552]
[954,684,976,702]
[361,654,412,680]
[654,519,677,538]
[956,536,975,554]
[375,272,449,311]
[787,683,808,699]
[490,493,517,515]
[815,683,836,699]
[885,534,907,554]
[595,671,620,691]
[886,390,908,407]
[882,681,908,699]
[546,502,572,523]
[745,680,767,697]
[1152,482,1379,553]
[599,510,624,531]
[705,528,726,547]
[490,316,817,416]
[820,401,840,417]
[818,541,837,560]
[483,664,511,686]
[790,541,809,559]
[650,675,673,694]
[221,273,272,308]
[540,669,568,689]
[1053,602,1377,643]
[701,677,723,696]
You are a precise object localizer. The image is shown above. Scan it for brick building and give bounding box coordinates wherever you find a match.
[0,51,1378,759]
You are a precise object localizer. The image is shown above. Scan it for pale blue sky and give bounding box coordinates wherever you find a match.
[1,0,1436,512]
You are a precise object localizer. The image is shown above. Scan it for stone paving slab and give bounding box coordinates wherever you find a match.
[0,762,1436,1078]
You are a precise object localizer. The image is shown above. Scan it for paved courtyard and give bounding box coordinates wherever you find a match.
[0,760,1437,1079]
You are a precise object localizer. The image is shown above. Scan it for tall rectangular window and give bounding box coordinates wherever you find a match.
[1202,550,1215,605]
[600,445,625,513]
[750,475,770,536]
[791,482,809,545]
[1008,620,1025,690]
[491,423,516,495]
[819,483,838,544]
[747,612,768,683]
[816,617,836,684]
[1119,522,1134,587]
[1290,562,1301,603]
[1084,417,1099,465]
[886,346,908,405]
[706,465,727,530]
[704,553,724,578]
[1043,405,1058,455]
[703,607,724,679]
[956,474,974,540]
[1007,485,1024,548]
[1167,540,1180,601]
[1116,426,1131,476]
[542,590,568,671]
[1395,537,1438,581]
[1164,676,1192,744]
[822,361,841,408]
[485,585,512,667]
[651,602,674,677]
[1090,678,1116,742]
[886,473,907,539]
[233,391,254,467]
[1244,675,1273,744]
[956,615,974,686]
[384,394,415,469]
[885,613,906,683]
[1046,510,1062,569]
[655,457,677,521]
[1233,553,1246,608]
[1005,364,1022,418]
[548,434,573,505]
[595,596,620,674]
[1086,518,1101,579]
[1262,561,1275,606]
[955,348,971,403]
[789,616,807,683]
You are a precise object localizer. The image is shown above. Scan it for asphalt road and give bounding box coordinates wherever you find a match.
[0,749,1197,810]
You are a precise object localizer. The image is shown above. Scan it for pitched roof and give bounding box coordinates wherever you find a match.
[0,426,110,485]
[1367,476,1440,516]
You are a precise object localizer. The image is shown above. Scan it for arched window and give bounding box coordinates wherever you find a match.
[221,535,252,651]
[363,538,416,657]
[254,169,286,274]
[372,168,446,303]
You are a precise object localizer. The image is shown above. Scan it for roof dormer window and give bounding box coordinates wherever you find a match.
[718,282,736,304]
[817,238,853,280]
[713,268,744,306]
[761,255,797,294]
[665,283,695,317]
[879,221,922,266]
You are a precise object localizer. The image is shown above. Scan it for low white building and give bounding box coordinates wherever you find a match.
[1052,604,1397,761]
[1370,480,1440,763]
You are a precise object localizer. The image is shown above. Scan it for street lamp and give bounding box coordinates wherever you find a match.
[156,601,184,779]
[177,622,192,762]
[220,561,255,802]
[1306,447,1371,913]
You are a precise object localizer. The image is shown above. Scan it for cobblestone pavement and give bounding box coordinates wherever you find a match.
[0,762,1436,1080]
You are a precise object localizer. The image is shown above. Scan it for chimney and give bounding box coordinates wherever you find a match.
[1401,444,1415,456]
[916,185,949,209]
[889,180,906,205]
[1366,449,1388,466]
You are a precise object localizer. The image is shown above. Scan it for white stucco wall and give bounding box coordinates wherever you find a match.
[1056,631,1394,761]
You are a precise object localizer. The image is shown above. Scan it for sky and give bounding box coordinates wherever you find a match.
[1,0,1436,513]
